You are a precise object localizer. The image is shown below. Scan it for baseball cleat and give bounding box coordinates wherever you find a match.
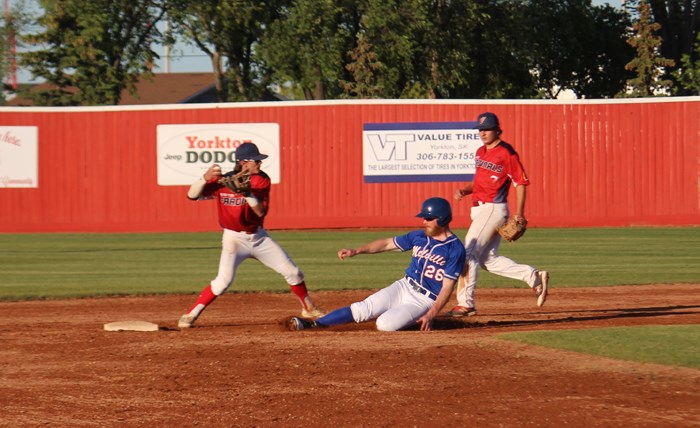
[445,305,477,317]
[535,271,549,307]
[178,313,197,329]
[301,306,325,318]
[287,316,317,331]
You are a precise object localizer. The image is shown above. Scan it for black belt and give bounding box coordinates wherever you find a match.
[405,276,437,301]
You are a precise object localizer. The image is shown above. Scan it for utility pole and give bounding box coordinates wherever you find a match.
[3,0,18,89]
[163,15,170,73]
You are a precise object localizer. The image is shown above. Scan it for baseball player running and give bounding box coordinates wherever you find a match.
[447,112,549,318]
[288,197,466,332]
[178,142,323,328]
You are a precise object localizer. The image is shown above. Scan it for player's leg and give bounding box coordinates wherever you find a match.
[178,230,249,328]
[480,240,549,306]
[348,280,402,327]
[375,281,433,331]
[287,306,354,330]
[480,237,537,283]
[449,265,475,317]
[252,230,323,317]
[288,281,402,331]
[448,204,504,317]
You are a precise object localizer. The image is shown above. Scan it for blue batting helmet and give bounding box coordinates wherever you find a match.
[415,197,452,227]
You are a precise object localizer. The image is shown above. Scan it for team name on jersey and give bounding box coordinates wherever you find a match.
[412,246,447,266]
[475,158,504,173]
[220,194,245,206]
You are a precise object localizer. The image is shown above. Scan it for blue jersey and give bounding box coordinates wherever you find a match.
[394,230,466,297]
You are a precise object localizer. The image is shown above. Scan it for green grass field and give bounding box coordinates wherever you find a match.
[1,227,698,300]
[498,325,700,369]
[1,227,698,369]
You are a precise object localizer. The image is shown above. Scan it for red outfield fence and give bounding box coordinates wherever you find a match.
[0,98,698,233]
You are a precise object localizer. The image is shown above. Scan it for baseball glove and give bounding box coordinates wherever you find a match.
[498,216,528,242]
[218,170,251,195]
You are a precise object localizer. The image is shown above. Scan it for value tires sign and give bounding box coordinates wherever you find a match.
[362,122,480,183]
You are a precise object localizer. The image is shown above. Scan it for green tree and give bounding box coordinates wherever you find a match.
[262,0,635,100]
[350,0,431,98]
[167,0,287,102]
[674,32,700,94]
[448,0,536,98]
[8,0,645,102]
[340,33,384,98]
[523,0,632,98]
[260,0,354,100]
[622,0,675,97]
[396,0,478,98]
[576,3,635,97]
[626,0,699,95]
[357,0,530,99]
[18,0,166,106]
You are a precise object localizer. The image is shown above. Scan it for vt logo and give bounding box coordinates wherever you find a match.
[366,133,415,161]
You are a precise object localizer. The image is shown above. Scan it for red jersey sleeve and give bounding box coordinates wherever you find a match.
[507,152,530,187]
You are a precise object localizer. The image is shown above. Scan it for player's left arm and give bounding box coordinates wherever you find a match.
[246,193,268,217]
[416,277,457,331]
[514,184,526,220]
[509,153,529,221]
[246,175,270,217]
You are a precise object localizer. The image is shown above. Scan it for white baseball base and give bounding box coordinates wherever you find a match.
[103,320,159,332]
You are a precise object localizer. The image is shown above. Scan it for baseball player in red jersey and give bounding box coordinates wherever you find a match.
[447,112,549,317]
[178,142,324,328]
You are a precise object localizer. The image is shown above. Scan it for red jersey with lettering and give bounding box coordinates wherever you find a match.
[471,141,529,204]
[201,171,271,233]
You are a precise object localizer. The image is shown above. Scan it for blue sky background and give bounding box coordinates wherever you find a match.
[7,0,624,83]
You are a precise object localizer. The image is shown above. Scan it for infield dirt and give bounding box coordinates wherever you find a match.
[1,284,699,427]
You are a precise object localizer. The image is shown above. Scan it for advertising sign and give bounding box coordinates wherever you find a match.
[363,122,480,183]
[0,126,39,188]
[157,123,280,186]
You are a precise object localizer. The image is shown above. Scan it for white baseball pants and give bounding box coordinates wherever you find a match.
[456,203,540,309]
[350,277,434,331]
[210,228,304,295]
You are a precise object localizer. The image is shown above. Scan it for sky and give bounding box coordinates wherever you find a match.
[7,0,624,83]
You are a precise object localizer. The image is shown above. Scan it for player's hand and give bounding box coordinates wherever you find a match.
[203,164,222,181]
[453,188,466,201]
[337,248,357,260]
[417,313,434,331]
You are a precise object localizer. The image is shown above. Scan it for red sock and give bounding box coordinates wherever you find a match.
[187,284,218,314]
[289,281,311,309]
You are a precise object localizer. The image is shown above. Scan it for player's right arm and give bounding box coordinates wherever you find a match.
[187,164,222,200]
[454,182,474,201]
[417,277,457,331]
[337,237,398,260]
